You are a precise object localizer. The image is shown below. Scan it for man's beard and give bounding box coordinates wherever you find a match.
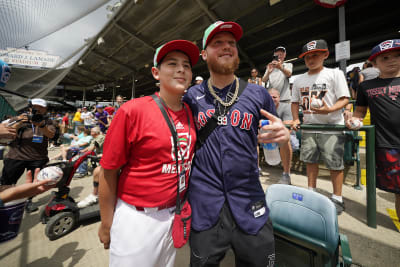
[207,55,240,75]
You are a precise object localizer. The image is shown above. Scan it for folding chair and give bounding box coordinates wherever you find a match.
[266,184,352,267]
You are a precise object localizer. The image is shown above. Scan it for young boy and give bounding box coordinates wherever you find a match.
[98,40,199,267]
[346,39,400,220]
[291,39,350,214]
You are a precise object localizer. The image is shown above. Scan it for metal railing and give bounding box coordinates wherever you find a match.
[299,124,376,228]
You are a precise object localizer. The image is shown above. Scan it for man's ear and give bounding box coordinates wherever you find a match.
[324,51,330,59]
[151,67,160,81]
[201,50,207,61]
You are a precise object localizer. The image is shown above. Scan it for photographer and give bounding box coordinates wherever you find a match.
[262,46,293,104]
[0,98,55,212]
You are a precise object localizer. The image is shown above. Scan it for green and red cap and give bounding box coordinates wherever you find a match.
[153,40,199,67]
[202,21,243,49]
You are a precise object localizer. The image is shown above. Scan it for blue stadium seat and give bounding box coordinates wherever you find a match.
[266,184,352,267]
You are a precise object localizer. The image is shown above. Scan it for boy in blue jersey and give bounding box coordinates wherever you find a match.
[183,21,289,267]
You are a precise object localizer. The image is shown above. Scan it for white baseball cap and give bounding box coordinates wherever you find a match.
[195,76,203,81]
[30,98,47,107]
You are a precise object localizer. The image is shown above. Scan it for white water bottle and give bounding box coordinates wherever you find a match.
[260,120,281,166]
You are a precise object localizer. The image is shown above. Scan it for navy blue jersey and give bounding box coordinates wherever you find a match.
[183,78,277,235]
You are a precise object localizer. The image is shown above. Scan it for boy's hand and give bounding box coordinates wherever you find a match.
[291,119,301,131]
[310,99,331,114]
[98,223,111,249]
[345,117,363,130]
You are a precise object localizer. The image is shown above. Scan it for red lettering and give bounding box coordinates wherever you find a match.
[206,109,215,118]
[240,113,253,130]
[231,110,240,126]
[198,112,207,127]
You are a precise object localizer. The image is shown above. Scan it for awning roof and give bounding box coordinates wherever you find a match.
[60,0,399,102]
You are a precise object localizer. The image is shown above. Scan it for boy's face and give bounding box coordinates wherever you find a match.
[152,51,192,94]
[374,50,400,77]
[202,32,239,75]
[304,51,329,73]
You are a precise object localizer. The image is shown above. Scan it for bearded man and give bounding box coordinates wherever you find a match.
[183,21,289,267]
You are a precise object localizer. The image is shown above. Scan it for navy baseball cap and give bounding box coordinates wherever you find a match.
[299,39,329,58]
[202,21,243,49]
[0,59,11,88]
[153,40,199,67]
[96,104,103,108]
[369,39,400,61]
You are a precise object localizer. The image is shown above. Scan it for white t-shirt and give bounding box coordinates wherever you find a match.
[267,62,293,101]
[291,67,350,130]
[80,111,94,126]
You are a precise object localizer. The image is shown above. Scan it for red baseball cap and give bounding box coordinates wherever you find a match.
[153,40,199,67]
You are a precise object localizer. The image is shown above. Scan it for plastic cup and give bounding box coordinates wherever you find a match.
[0,198,27,243]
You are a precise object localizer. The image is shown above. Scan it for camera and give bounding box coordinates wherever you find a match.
[272,55,279,61]
[28,108,46,123]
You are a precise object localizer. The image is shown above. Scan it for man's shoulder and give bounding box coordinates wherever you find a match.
[184,84,205,102]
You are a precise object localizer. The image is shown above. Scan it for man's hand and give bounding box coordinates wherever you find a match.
[258,109,290,145]
[266,63,274,74]
[98,223,111,249]
[271,58,283,70]
[18,113,29,123]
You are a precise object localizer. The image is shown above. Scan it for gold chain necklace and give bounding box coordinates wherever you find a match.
[207,76,239,107]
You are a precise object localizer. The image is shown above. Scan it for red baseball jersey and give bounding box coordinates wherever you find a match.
[100,94,196,207]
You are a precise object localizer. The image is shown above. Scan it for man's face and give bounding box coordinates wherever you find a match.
[202,32,239,75]
[90,130,98,137]
[195,79,203,85]
[116,96,123,105]
[151,51,192,95]
[304,51,329,73]
[32,105,46,115]
[269,90,280,107]
[274,50,286,61]
[374,50,400,76]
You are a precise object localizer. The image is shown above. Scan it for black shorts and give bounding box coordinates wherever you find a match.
[190,203,275,267]
[0,158,48,185]
[376,148,400,194]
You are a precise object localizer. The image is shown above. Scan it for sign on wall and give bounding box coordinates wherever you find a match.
[0,48,60,68]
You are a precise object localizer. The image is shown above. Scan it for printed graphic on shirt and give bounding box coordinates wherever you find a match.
[300,83,327,114]
[365,84,400,100]
[196,109,254,131]
[161,131,193,175]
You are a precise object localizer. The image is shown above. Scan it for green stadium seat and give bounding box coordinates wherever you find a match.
[266,184,352,267]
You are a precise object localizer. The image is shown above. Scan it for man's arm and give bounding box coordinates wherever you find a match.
[98,167,119,249]
[262,63,273,83]
[278,62,292,78]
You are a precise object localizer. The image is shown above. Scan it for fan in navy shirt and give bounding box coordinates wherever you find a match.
[95,105,109,133]
[183,21,289,267]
